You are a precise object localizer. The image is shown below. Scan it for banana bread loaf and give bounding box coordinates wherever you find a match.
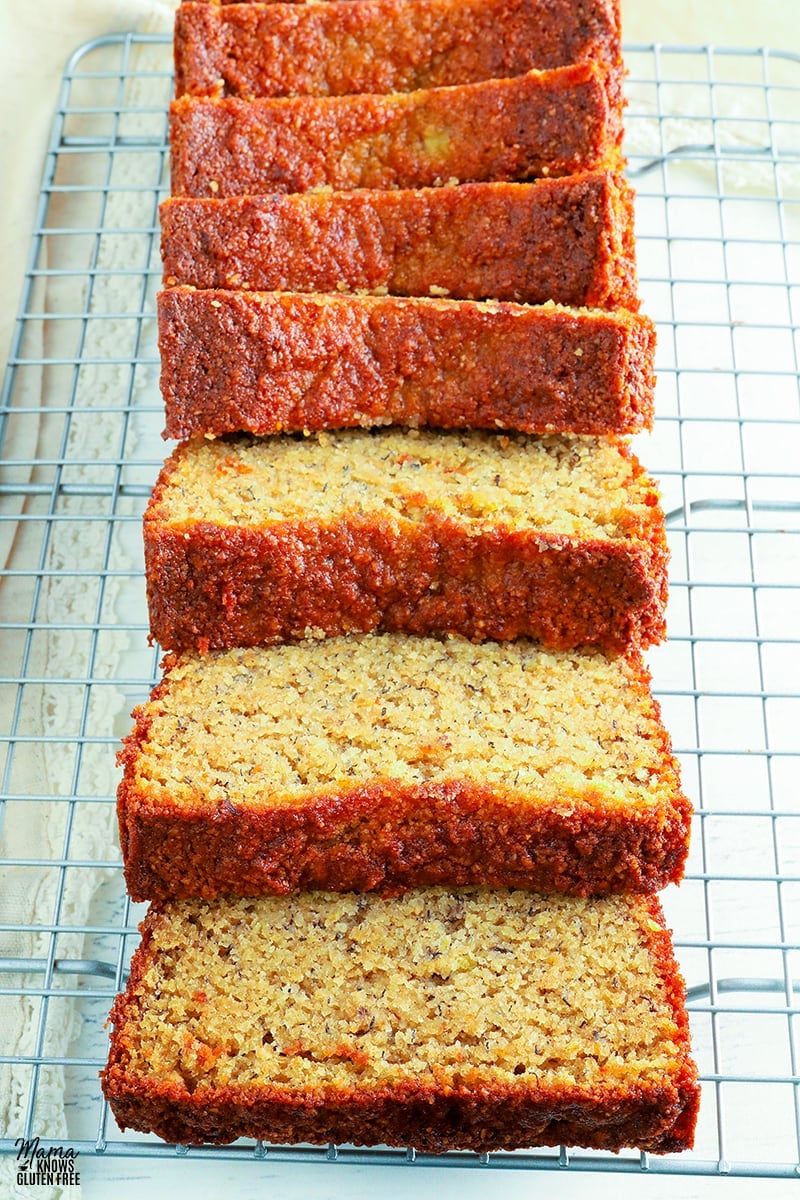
[118,635,690,902]
[158,290,655,439]
[175,0,621,99]
[143,430,668,654]
[169,65,622,197]
[102,888,699,1152]
[160,172,639,310]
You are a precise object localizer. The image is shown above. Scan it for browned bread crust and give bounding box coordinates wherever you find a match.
[102,890,699,1152]
[120,779,691,901]
[160,172,639,310]
[106,1079,699,1153]
[169,65,622,197]
[175,0,622,99]
[145,517,667,653]
[158,289,655,439]
[143,432,668,655]
[117,641,690,902]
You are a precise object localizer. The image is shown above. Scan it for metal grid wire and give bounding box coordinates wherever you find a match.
[0,34,799,1180]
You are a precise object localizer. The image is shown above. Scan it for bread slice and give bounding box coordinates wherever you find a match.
[143,430,668,654]
[118,634,690,902]
[160,172,639,310]
[175,0,621,99]
[169,65,622,198]
[102,888,699,1152]
[158,289,655,439]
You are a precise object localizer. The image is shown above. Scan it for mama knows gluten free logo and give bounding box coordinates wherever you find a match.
[15,1137,80,1189]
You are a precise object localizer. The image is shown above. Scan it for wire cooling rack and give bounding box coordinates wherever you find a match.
[0,35,799,1182]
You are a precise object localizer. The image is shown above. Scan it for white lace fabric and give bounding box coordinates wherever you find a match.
[0,9,176,1197]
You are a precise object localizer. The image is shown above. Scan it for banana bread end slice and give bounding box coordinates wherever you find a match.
[174,0,621,99]
[169,64,623,197]
[160,172,639,311]
[158,290,655,439]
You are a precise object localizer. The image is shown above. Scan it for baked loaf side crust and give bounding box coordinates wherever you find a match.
[157,289,656,439]
[118,778,692,903]
[175,0,621,99]
[143,438,668,655]
[144,513,668,654]
[101,891,699,1153]
[169,65,623,197]
[104,1071,698,1153]
[160,172,640,310]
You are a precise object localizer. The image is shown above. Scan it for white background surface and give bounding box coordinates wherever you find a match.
[1,2,799,1198]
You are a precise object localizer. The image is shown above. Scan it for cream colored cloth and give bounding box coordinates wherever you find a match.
[0,2,179,369]
[0,8,178,1197]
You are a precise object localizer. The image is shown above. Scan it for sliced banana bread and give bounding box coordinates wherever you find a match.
[170,65,622,198]
[175,0,621,99]
[143,430,668,654]
[102,888,699,1152]
[118,635,690,901]
[160,172,639,310]
[158,290,655,439]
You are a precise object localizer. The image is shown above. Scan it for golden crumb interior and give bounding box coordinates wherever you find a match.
[154,431,656,541]
[117,890,686,1095]
[128,635,679,812]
